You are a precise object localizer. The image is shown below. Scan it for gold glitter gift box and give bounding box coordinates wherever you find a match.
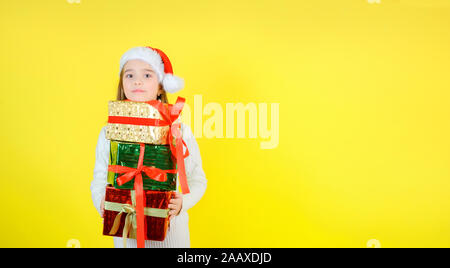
[105,100,181,144]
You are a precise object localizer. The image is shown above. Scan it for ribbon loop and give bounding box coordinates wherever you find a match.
[108,164,171,186]
[105,201,137,248]
[121,204,135,214]
[154,97,190,194]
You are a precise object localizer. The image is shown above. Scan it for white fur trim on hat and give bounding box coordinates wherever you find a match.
[119,47,164,81]
[162,73,185,94]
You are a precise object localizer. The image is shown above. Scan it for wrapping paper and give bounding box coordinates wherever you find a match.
[102,186,173,244]
[105,100,179,144]
[107,141,177,191]
[105,97,191,194]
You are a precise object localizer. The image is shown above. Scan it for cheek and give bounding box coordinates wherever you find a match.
[144,78,159,89]
[122,80,133,91]
[146,77,158,85]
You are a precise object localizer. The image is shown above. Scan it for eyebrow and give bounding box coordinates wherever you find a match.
[124,68,155,73]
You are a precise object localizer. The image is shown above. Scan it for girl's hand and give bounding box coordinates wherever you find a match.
[168,192,183,221]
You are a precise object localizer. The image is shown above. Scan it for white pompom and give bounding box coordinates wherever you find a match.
[162,73,184,93]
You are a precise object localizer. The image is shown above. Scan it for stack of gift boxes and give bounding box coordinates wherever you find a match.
[101,97,190,248]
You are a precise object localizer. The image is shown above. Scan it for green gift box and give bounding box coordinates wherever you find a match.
[107,141,177,191]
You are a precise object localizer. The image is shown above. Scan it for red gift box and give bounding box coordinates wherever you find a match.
[102,186,173,246]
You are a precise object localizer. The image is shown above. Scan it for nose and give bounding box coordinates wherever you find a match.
[134,79,142,85]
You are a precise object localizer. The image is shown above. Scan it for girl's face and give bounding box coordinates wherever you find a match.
[122,59,162,102]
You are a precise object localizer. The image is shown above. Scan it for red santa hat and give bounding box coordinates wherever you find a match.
[119,46,184,94]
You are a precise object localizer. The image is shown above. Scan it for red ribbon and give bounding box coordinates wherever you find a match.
[108,164,176,186]
[106,97,190,248]
[107,144,176,248]
[108,97,191,194]
[108,116,167,127]
[133,144,146,248]
[158,97,190,195]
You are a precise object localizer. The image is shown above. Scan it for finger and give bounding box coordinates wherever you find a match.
[168,204,177,210]
[173,192,181,199]
[170,199,182,205]
[169,209,179,216]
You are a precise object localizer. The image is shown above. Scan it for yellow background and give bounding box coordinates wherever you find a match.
[1,0,449,248]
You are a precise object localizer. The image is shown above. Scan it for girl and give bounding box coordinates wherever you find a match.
[90,46,207,248]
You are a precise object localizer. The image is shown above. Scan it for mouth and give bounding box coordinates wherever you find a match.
[131,89,146,93]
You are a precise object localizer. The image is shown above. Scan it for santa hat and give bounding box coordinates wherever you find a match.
[119,46,184,94]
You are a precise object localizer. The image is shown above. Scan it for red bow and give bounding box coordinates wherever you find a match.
[108,97,191,194]
[151,97,190,194]
[108,164,176,186]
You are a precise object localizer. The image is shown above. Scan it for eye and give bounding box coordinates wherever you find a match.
[145,73,152,78]
[126,74,133,78]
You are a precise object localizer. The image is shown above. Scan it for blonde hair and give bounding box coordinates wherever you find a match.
[116,68,169,103]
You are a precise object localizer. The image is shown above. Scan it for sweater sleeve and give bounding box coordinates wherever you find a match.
[179,123,208,214]
[90,126,110,217]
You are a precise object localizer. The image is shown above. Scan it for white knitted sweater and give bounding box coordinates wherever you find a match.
[90,123,207,248]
